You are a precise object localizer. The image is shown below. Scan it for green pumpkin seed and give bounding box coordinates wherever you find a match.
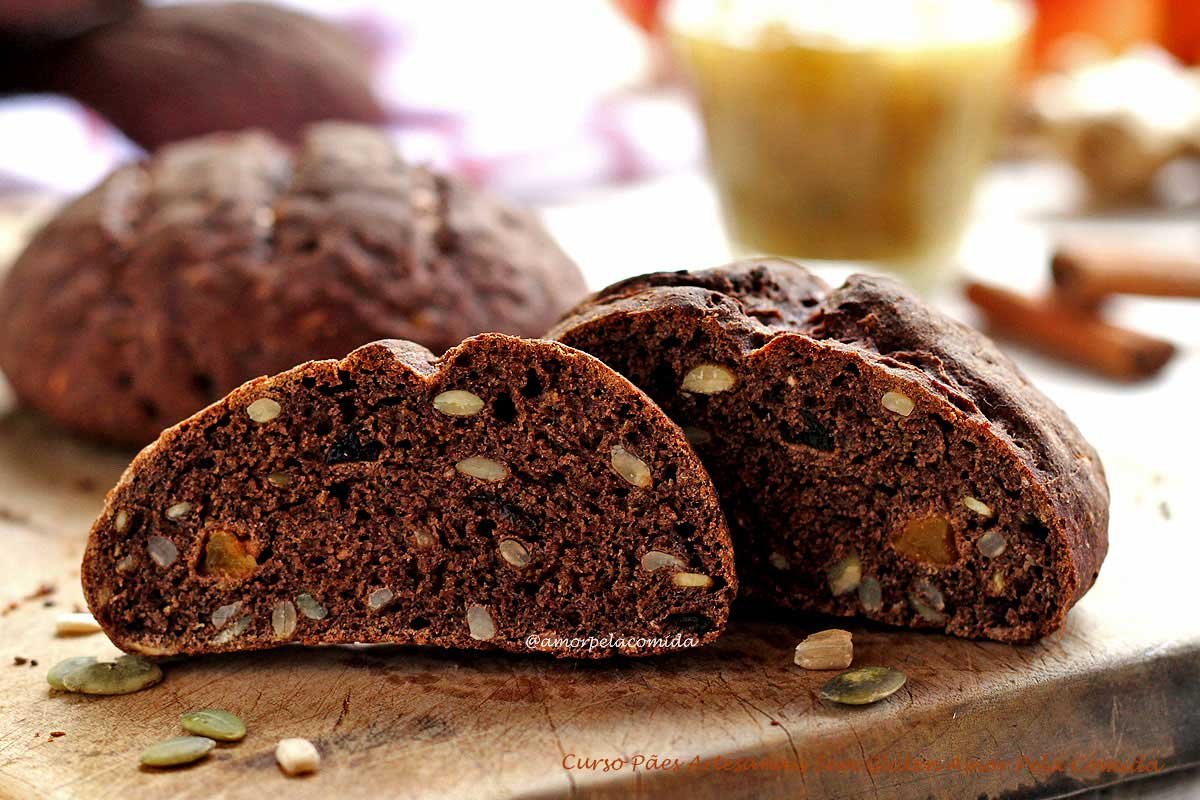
[180,709,246,742]
[140,736,215,767]
[819,666,907,706]
[61,654,163,695]
[47,656,97,690]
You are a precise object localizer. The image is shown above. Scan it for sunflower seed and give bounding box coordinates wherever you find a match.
[62,654,162,695]
[610,445,652,488]
[794,629,853,670]
[47,656,97,690]
[140,736,215,767]
[672,572,713,588]
[640,550,684,572]
[296,593,327,620]
[433,390,484,417]
[246,398,282,423]
[211,601,242,629]
[275,737,320,776]
[266,601,295,639]
[367,588,394,610]
[820,666,907,705]
[858,576,883,612]
[147,535,178,567]
[455,457,509,482]
[828,554,861,596]
[962,496,994,518]
[466,605,496,640]
[114,510,129,532]
[180,709,246,742]
[498,539,531,568]
[55,612,102,636]
[881,391,915,416]
[211,615,251,644]
[976,530,1008,558]
[165,502,192,521]
[681,364,736,394]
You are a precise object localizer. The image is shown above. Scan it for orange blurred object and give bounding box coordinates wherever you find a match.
[1027,0,1161,74]
[613,0,665,33]
[1161,0,1200,64]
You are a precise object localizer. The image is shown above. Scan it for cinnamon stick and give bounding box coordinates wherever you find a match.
[964,282,1176,381]
[1051,243,1200,307]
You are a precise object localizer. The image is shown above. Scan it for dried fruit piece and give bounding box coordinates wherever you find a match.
[672,572,713,588]
[466,605,496,640]
[893,516,957,566]
[271,600,297,639]
[146,535,178,567]
[858,576,883,612]
[794,629,853,670]
[455,457,509,482]
[962,496,994,518]
[640,550,685,572]
[827,554,861,596]
[820,666,907,705]
[295,593,327,620]
[433,390,484,417]
[881,391,915,416]
[247,397,282,423]
[498,539,530,568]
[976,530,1008,558]
[610,445,652,488]
[180,709,246,742]
[681,364,737,394]
[367,588,394,610]
[203,531,257,580]
[276,737,320,776]
[61,655,162,695]
[47,656,97,690]
[55,613,102,636]
[141,736,215,768]
[165,502,192,521]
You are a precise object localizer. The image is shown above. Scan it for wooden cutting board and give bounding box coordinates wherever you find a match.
[0,371,1196,800]
[0,192,1197,799]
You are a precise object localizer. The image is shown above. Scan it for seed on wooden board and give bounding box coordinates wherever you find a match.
[276,737,320,776]
[180,709,246,742]
[819,667,907,706]
[47,656,97,690]
[794,629,853,670]
[55,612,102,636]
[60,654,162,695]
[140,736,215,768]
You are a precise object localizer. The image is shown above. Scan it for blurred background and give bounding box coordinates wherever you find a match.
[1,0,1198,373]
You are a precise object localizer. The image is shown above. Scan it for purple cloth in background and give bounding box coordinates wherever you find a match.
[0,0,702,204]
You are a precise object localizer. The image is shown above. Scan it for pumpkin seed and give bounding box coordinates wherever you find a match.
[820,666,907,706]
[140,736,215,767]
[61,654,163,695]
[47,656,97,690]
[180,709,246,742]
[296,593,327,620]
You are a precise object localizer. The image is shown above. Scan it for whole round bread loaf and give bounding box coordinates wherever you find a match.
[551,259,1109,643]
[81,334,735,658]
[0,123,588,445]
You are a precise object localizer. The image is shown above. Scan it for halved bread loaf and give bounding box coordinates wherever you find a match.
[82,335,735,658]
[551,259,1109,642]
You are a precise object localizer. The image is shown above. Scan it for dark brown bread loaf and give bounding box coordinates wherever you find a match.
[0,123,587,446]
[550,259,1109,643]
[33,2,384,148]
[82,335,735,658]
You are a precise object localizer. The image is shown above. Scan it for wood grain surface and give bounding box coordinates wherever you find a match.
[0,193,1197,800]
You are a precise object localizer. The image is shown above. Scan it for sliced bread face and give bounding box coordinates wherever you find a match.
[551,260,1109,643]
[83,334,735,658]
